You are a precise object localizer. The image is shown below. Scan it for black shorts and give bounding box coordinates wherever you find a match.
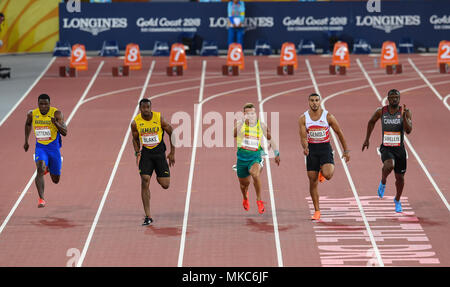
[139,148,170,177]
[380,144,407,174]
[306,142,334,172]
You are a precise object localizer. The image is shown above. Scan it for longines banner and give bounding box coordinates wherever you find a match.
[59,1,449,52]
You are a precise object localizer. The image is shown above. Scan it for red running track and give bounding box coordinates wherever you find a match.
[0,55,448,266]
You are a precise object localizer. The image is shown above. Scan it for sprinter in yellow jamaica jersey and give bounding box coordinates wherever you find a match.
[234,103,280,214]
[24,94,67,208]
[131,98,175,226]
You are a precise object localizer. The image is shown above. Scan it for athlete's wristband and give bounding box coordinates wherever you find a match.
[135,151,141,157]
[274,150,280,157]
[343,150,350,153]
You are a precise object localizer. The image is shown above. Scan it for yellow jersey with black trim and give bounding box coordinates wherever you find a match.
[134,111,166,153]
[32,107,60,147]
[237,120,263,161]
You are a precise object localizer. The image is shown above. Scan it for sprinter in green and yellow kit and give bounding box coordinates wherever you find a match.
[234,103,280,214]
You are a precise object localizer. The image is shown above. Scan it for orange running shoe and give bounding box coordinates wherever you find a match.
[318,171,325,183]
[38,198,46,208]
[311,211,321,220]
[257,200,265,214]
[242,191,249,211]
[243,199,249,211]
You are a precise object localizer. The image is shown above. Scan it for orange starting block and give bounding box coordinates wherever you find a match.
[223,43,244,76]
[167,43,187,76]
[438,40,450,74]
[329,41,349,75]
[60,44,87,77]
[277,42,297,75]
[381,41,402,74]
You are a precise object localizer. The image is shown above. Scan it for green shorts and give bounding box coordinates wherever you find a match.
[236,157,264,178]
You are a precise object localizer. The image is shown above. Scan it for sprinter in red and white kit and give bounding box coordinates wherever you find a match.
[299,93,350,220]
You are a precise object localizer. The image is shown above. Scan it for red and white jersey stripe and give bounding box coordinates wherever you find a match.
[304,109,330,144]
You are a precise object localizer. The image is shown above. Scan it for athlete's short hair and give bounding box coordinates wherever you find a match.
[388,89,400,97]
[243,103,255,111]
[139,98,151,107]
[309,93,321,99]
[38,94,50,102]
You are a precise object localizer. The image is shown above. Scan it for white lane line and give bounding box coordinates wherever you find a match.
[76,61,156,267]
[306,59,385,267]
[408,58,443,101]
[358,58,450,213]
[445,94,450,111]
[254,60,284,267]
[177,60,207,267]
[0,57,56,127]
[0,61,105,236]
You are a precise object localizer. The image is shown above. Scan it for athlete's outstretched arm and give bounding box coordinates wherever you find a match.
[328,113,350,162]
[402,104,412,134]
[261,121,280,166]
[52,110,67,136]
[24,110,33,152]
[130,120,141,166]
[298,115,308,156]
[362,107,382,151]
[161,115,175,167]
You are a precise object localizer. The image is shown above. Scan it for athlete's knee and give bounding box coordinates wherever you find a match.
[250,168,260,179]
[239,178,250,189]
[382,162,394,173]
[395,174,405,183]
[323,171,333,180]
[51,176,60,184]
[160,181,170,189]
[141,175,150,186]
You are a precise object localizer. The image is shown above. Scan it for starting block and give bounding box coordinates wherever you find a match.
[167,65,183,76]
[277,65,294,75]
[224,43,244,76]
[386,64,403,74]
[167,43,187,77]
[0,65,11,79]
[59,66,77,77]
[329,65,346,75]
[380,41,402,74]
[437,41,450,74]
[112,65,130,77]
[222,65,239,76]
[330,41,349,76]
[439,63,449,74]
[277,42,297,75]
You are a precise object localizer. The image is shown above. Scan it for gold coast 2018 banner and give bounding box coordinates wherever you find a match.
[0,0,59,53]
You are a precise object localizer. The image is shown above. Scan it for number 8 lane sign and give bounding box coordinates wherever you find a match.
[125,43,142,70]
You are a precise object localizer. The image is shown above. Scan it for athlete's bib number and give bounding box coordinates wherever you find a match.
[35,127,51,141]
[241,136,259,151]
[142,133,160,147]
[308,128,328,142]
[383,132,401,146]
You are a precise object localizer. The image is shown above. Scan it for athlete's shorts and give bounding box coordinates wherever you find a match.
[380,144,407,174]
[34,146,62,175]
[139,147,170,177]
[236,157,264,179]
[306,142,334,172]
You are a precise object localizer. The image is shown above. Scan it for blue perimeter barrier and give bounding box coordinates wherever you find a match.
[59,1,450,52]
